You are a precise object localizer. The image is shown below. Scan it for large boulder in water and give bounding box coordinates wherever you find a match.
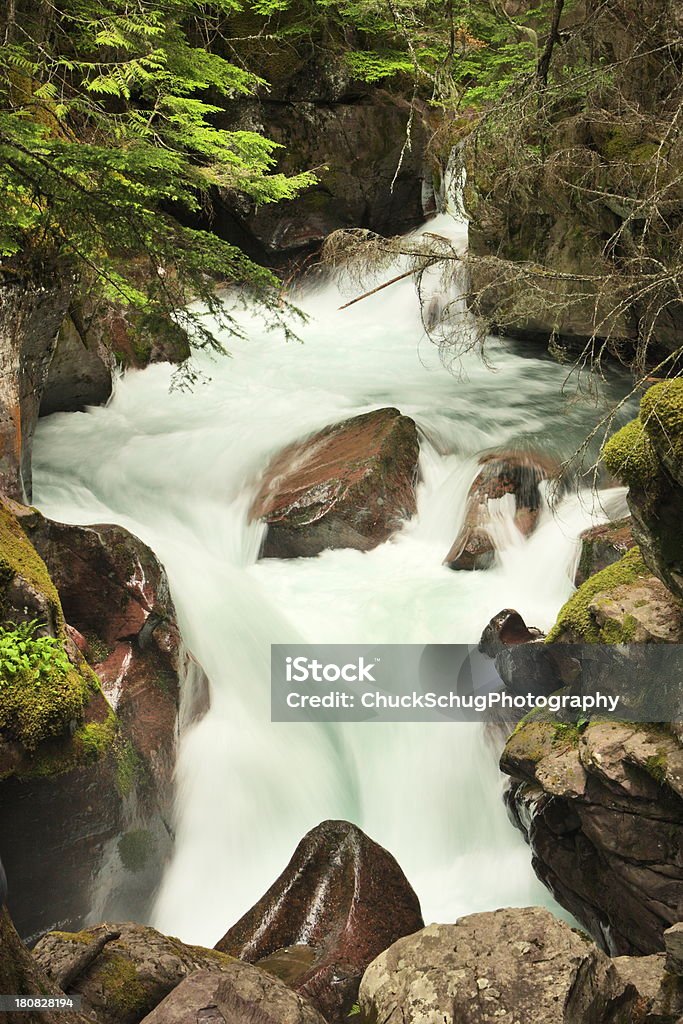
[140,965,327,1024]
[251,408,420,558]
[33,922,237,1024]
[215,819,424,1023]
[359,907,649,1024]
[444,451,558,570]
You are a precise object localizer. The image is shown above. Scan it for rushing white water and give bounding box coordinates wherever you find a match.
[33,208,632,945]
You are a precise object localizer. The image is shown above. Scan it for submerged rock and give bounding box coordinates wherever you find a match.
[359,907,638,1024]
[215,819,424,1023]
[444,451,557,570]
[501,720,683,954]
[251,408,420,558]
[140,965,327,1024]
[33,922,236,1024]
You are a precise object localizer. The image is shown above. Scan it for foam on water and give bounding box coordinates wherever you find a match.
[33,209,631,944]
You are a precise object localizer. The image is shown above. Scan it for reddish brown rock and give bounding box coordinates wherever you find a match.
[0,506,207,940]
[251,408,419,558]
[445,451,558,570]
[575,517,634,586]
[215,819,424,1023]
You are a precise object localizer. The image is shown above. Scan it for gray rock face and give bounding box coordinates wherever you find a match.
[212,46,431,267]
[665,922,683,976]
[33,922,237,1024]
[0,275,71,501]
[139,965,327,1024]
[612,953,683,1022]
[359,907,632,1024]
[0,907,90,1024]
[40,313,112,416]
[501,721,683,955]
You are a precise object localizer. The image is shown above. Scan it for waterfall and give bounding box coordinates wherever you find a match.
[33,206,632,945]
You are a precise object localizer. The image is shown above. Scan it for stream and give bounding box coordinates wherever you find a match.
[33,207,631,945]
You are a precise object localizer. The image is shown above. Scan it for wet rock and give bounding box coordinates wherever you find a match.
[575,517,634,586]
[33,922,237,1024]
[0,907,90,1024]
[17,510,183,810]
[215,819,424,1022]
[444,451,557,570]
[501,720,683,954]
[139,965,327,1024]
[0,501,194,939]
[479,609,559,703]
[251,408,420,558]
[0,274,72,501]
[359,906,636,1024]
[479,608,546,655]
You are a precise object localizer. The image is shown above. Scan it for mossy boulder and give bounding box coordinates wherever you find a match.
[251,408,420,558]
[0,501,188,939]
[0,497,104,769]
[603,380,683,600]
[545,546,683,642]
[33,922,237,1024]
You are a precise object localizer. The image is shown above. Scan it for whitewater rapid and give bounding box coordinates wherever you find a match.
[33,210,631,944]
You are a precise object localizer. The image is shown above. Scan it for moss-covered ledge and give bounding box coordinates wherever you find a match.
[0,497,115,780]
[545,546,680,643]
[602,380,683,600]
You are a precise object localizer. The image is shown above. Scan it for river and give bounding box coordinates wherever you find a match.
[32,206,630,944]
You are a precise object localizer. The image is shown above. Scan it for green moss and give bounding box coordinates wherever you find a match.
[96,954,149,1017]
[640,378,683,464]
[47,929,93,945]
[546,546,650,642]
[74,713,117,761]
[0,622,92,750]
[115,739,141,796]
[597,611,638,643]
[644,751,667,784]
[0,502,62,625]
[602,417,660,489]
[552,722,581,746]
[84,632,113,664]
[118,829,156,873]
